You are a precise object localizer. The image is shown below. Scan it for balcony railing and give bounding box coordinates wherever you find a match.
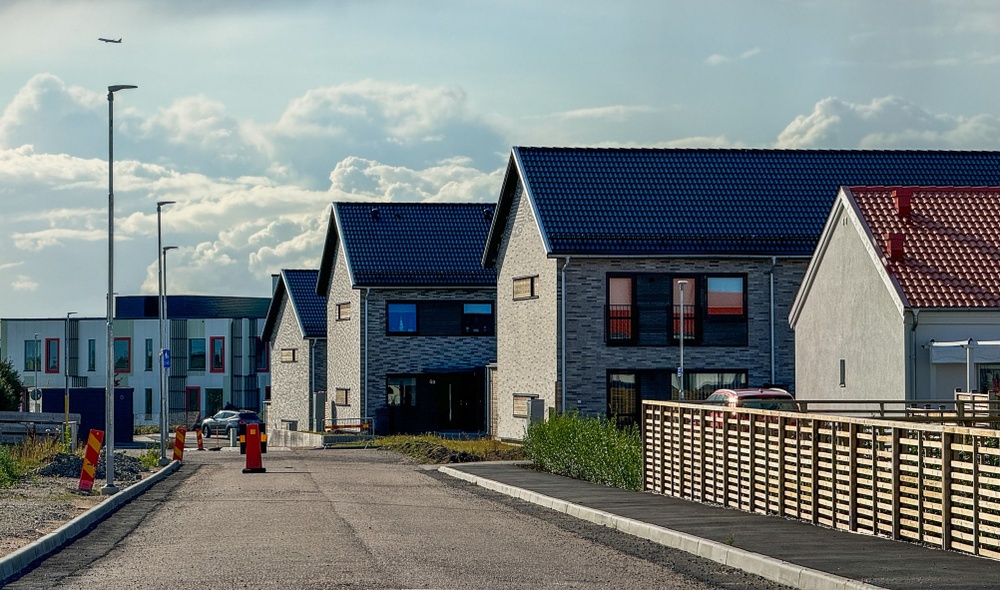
[605,304,695,344]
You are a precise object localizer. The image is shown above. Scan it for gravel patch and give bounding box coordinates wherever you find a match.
[0,450,154,557]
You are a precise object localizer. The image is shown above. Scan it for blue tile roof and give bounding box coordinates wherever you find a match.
[334,202,497,287]
[116,295,270,320]
[484,147,1000,263]
[261,270,326,341]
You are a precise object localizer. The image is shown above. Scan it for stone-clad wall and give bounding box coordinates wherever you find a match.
[326,240,362,424]
[493,180,559,441]
[268,296,310,430]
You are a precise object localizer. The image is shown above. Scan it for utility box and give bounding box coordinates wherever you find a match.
[528,398,546,424]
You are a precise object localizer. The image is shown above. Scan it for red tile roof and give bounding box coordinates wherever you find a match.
[849,187,1000,309]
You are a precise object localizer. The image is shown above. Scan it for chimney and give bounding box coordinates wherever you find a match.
[885,233,904,261]
[271,274,281,294]
[892,188,913,218]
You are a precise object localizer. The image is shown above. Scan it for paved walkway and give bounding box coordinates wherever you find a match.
[441,462,1000,590]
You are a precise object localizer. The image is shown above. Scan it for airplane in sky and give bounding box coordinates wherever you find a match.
[98,38,122,43]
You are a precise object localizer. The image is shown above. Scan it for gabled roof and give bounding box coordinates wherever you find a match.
[318,202,497,291]
[261,269,326,341]
[116,295,270,320]
[483,147,1000,265]
[849,187,1000,309]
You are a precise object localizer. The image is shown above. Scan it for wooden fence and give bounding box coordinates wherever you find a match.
[643,400,1000,560]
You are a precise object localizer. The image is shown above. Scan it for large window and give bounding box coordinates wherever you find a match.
[386,376,416,407]
[87,339,96,372]
[386,301,495,336]
[45,338,59,373]
[114,338,131,373]
[24,339,40,372]
[606,273,747,347]
[210,337,225,373]
[673,370,748,401]
[607,369,745,425]
[189,338,206,371]
[254,337,269,372]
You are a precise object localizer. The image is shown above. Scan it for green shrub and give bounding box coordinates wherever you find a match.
[137,447,160,470]
[523,412,643,491]
[0,446,17,487]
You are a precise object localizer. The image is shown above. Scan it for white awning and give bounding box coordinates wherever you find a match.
[928,339,1000,364]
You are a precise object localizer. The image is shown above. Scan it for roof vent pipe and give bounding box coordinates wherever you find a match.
[885,232,904,262]
[371,207,380,220]
[892,188,913,218]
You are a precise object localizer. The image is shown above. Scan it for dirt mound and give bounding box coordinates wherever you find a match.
[34,451,147,484]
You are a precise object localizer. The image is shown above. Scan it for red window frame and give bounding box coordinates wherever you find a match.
[114,337,131,374]
[45,338,59,374]
[210,336,225,373]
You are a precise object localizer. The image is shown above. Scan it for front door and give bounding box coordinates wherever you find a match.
[386,376,417,434]
[185,386,201,428]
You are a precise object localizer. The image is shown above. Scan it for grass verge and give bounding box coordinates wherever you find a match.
[372,434,525,464]
[0,438,67,488]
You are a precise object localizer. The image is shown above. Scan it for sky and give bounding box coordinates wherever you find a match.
[3,0,1000,318]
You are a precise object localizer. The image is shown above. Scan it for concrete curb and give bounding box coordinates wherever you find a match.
[0,460,181,585]
[439,466,887,590]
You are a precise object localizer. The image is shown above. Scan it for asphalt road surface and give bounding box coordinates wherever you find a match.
[7,448,791,590]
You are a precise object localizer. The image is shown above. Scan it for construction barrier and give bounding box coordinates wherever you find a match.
[195,426,204,451]
[172,426,186,462]
[239,423,267,454]
[241,423,266,473]
[78,429,104,492]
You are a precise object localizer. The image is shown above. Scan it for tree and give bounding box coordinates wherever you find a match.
[0,357,24,411]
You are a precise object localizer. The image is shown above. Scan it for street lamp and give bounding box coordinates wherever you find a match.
[64,312,77,449]
[162,245,178,459]
[677,280,688,401]
[104,83,137,496]
[156,201,175,466]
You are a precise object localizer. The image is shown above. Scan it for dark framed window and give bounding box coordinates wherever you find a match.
[336,302,351,321]
[280,348,297,363]
[513,276,537,300]
[87,339,96,372]
[386,376,417,407]
[145,338,154,371]
[210,337,225,373]
[114,338,131,373]
[334,388,349,406]
[24,339,40,372]
[387,303,417,334]
[607,368,747,426]
[605,272,747,347]
[189,338,206,371]
[45,338,59,374]
[512,393,538,418]
[254,337,269,372]
[144,388,153,420]
[386,301,494,336]
[673,370,748,401]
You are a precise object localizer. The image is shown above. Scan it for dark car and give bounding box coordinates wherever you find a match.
[200,410,262,436]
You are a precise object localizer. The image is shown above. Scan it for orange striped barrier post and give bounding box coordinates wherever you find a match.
[173,426,186,462]
[78,429,104,492]
[195,426,205,451]
[241,423,266,473]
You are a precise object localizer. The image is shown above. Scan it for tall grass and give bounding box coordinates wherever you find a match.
[0,438,66,488]
[523,412,643,491]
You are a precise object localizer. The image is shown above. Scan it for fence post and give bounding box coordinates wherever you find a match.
[848,422,858,532]
[972,434,981,556]
[777,418,786,517]
[940,430,952,551]
[891,427,902,540]
[809,418,819,525]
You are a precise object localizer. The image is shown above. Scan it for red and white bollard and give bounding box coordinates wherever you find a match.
[241,423,266,473]
[78,429,104,492]
[173,426,186,462]
[196,426,205,451]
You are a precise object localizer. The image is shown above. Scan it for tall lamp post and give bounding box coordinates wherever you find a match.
[64,312,77,448]
[162,245,178,460]
[677,280,688,401]
[156,202,175,466]
[104,83,137,496]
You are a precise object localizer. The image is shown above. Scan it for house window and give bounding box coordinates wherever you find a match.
[87,339,96,372]
[512,393,538,418]
[462,303,494,335]
[336,302,351,321]
[280,348,297,363]
[335,388,349,406]
[114,338,131,373]
[24,339,40,372]
[189,338,206,371]
[254,337,269,372]
[45,338,59,374]
[145,338,154,371]
[387,303,417,334]
[607,277,634,341]
[386,376,416,407]
[210,337,225,373]
[605,273,747,347]
[144,388,153,420]
[674,370,748,401]
[608,372,638,426]
[513,276,537,300]
[840,359,846,388]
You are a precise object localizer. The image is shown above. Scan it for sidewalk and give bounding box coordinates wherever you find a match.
[440,462,1000,590]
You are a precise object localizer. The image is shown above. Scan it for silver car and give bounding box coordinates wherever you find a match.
[200,410,261,436]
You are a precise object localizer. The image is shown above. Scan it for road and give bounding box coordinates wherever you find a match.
[7,448,790,590]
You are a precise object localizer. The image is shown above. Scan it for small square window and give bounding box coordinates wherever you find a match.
[335,388,349,406]
[280,348,297,363]
[337,302,351,321]
[387,303,417,334]
[513,276,537,300]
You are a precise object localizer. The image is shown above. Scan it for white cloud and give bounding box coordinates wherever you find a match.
[706,48,760,66]
[775,96,1000,149]
[553,105,657,121]
[11,274,38,292]
[706,54,729,66]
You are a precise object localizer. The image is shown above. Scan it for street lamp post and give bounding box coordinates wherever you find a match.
[104,83,137,496]
[677,280,688,401]
[64,312,77,449]
[156,202,175,466]
[162,245,178,458]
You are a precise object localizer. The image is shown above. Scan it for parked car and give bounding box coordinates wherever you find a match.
[703,388,800,411]
[200,410,262,436]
